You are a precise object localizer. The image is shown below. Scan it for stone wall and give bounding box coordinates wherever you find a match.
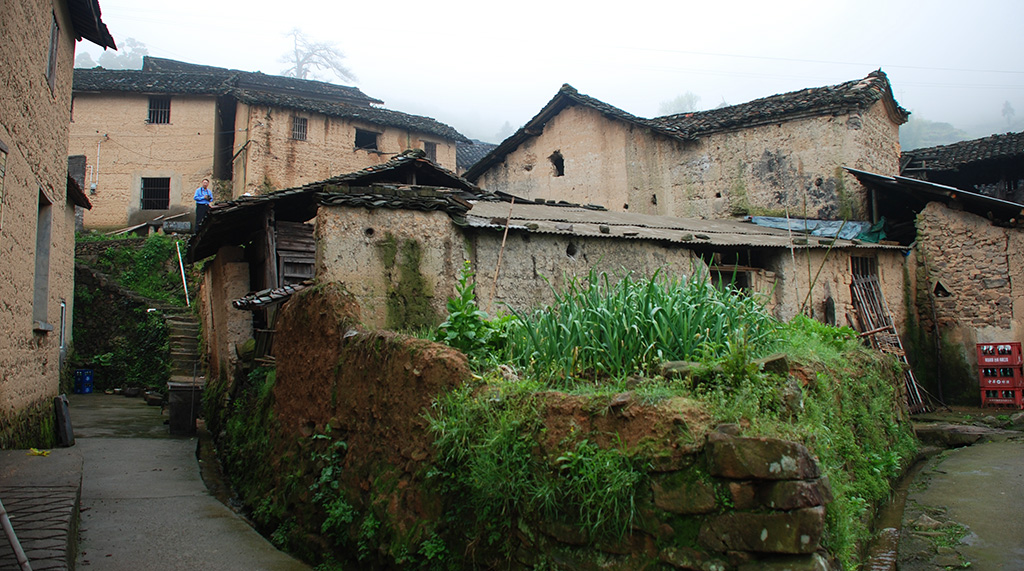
[0,0,80,423]
[475,101,901,221]
[910,202,1024,392]
[233,103,458,198]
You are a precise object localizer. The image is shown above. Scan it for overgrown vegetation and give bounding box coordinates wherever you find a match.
[80,232,193,306]
[71,233,191,390]
[427,268,918,569]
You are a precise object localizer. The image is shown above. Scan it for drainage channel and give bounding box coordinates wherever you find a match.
[862,457,929,570]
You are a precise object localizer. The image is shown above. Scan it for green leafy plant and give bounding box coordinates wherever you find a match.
[434,261,513,363]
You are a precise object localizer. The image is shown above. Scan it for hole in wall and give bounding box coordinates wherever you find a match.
[623,203,629,210]
[549,151,565,177]
[715,192,722,198]
[651,194,658,205]
[364,227,375,237]
[933,280,951,298]
[566,242,577,257]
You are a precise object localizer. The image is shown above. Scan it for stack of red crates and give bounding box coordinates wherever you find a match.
[977,342,1024,408]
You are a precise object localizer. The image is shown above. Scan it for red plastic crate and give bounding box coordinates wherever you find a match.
[977,342,1022,366]
[981,388,1024,409]
[978,367,1024,389]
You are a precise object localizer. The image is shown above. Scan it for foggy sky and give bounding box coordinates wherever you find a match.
[76,0,1024,143]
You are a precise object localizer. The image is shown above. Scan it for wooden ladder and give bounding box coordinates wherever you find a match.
[850,274,930,414]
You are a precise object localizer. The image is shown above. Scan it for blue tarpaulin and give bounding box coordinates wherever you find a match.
[748,216,873,240]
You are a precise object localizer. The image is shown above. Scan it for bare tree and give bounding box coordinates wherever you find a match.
[280,28,356,83]
[658,91,701,116]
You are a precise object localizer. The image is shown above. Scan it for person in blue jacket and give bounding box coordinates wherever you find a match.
[194,178,213,226]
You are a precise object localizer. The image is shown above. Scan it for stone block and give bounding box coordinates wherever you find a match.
[758,477,833,510]
[706,433,821,480]
[651,472,718,514]
[697,507,825,554]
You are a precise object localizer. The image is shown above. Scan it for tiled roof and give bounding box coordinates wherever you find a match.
[651,70,909,137]
[73,69,234,95]
[73,58,468,142]
[310,149,483,193]
[901,131,1024,172]
[143,57,382,106]
[457,140,497,173]
[232,89,470,143]
[464,72,907,182]
[232,280,314,310]
[67,0,116,49]
[187,152,490,262]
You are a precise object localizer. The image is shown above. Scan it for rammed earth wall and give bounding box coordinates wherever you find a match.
[215,285,838,570]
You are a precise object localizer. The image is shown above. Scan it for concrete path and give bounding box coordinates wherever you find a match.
[71,393,308,570]
[899,435,1024,570]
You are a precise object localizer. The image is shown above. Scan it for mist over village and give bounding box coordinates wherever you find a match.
[2,0,1023,569]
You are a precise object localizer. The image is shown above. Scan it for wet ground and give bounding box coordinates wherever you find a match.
[894,406,1024,571]
[70,393,309,570]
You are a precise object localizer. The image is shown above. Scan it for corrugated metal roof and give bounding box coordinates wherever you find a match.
[465,202,903,250]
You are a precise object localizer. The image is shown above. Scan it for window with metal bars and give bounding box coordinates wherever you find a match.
[291,116,308,140]
[141,177,170,210]
[148,96,171,124]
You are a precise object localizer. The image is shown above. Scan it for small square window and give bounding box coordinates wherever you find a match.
[355,128,379,151]
[141,177,171,210]
[423,141,437,162]
[148,97,171,124]
[292,116,308,141]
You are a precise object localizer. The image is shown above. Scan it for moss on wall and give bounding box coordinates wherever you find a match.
[376,233,437,330]
[0,398,57,450]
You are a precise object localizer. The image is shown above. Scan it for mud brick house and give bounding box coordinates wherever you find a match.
[68,57,469,230]
[1,0,114,446]
[465,71,908,222]
[847,132,1024,401]
[188,151,906,381]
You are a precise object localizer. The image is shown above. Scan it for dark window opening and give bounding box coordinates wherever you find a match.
[851,256,878,278]
[291,116,308,141]
[933,280,951,298]
[549,151,565,177]
[623,203,629,210]
[651,194,658,205]
[715,192,722,198]
[566,242,577,257]
[46,14,59,93]
[141,177,171,210]
[423,141,437,162]
[148,97,171,124]
[355,128,379,150]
